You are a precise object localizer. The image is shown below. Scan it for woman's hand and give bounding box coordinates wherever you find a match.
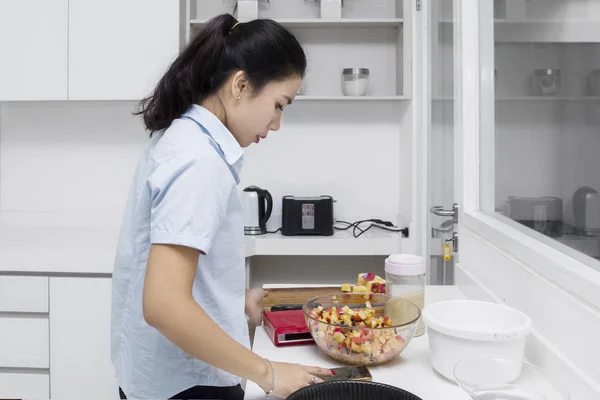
[245,289,269,326]
[256,360,333,399]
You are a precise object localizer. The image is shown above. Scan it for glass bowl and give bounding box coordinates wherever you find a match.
[454,356,570,400]
[303,293,420,366]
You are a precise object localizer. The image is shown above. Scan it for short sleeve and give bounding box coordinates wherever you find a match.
[147,151,233,254]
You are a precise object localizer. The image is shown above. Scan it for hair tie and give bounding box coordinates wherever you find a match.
[230,21,241,33]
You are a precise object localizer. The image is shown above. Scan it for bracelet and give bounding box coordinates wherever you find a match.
[264,358,275,398]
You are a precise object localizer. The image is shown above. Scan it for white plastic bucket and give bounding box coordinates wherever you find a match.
[422,300,532,381]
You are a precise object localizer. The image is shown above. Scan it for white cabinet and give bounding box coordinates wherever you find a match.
[0,0,68,101]
[68,0,180,100]
[0,276,49,312]
[0,372,50,400]
[49,277,118,400]
[0,317,49,368]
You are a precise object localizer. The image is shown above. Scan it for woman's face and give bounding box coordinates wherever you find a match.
[225,73,302,147]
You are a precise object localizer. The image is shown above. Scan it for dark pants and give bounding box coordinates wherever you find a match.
[119,385,244,400]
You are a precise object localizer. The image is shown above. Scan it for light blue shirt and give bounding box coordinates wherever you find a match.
[111,105,249,399]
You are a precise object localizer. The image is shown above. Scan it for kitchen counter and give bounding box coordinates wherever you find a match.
[245,286,471,400]
[0,212,402,274]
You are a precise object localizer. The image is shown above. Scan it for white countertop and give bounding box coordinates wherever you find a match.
[244,286,471,400]
[0,212,402,274]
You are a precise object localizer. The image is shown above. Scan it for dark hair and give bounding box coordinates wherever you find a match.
[135,14,307,133]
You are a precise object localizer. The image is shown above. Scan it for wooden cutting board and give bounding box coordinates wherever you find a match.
[262,285,341,311]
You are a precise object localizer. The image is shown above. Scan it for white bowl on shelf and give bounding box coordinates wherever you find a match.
[422,300,533,381]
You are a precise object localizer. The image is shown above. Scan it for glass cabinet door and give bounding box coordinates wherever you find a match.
[479,0,600,270]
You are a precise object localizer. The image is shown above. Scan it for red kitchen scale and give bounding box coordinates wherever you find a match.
[263,308,314,346]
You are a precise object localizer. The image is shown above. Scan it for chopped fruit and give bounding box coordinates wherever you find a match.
[365,301,372,309]
[317,306,324,313]
[341,283,352,292]
[362,342,372,354]
[364,272,376,281]
[333,332,346,343]
[368,281,387,294]
[353,285,369,293]
[351,342,362,353]
[352,336,363,345]
[308,304,408,364]
[363,294,371,301]
[357,273,368,286]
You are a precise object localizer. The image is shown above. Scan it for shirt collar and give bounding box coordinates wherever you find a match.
[183,104,244,166]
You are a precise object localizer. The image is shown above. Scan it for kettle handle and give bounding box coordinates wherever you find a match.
[260,190,273,226]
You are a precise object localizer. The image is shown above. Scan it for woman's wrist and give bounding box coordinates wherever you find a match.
[263,358,276,397]
[252,357,274,394]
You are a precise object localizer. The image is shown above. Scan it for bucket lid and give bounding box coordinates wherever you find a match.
[422,300,533,341]
[385,254,426,276]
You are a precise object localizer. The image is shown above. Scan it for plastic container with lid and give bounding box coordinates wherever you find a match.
[384,254,426,337]
[342,68,370,96]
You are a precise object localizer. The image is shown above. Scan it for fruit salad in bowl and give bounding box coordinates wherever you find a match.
[303,293,420,366]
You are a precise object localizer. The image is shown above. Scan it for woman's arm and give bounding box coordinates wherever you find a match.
[142,244,332,396]
[143,244,271,387]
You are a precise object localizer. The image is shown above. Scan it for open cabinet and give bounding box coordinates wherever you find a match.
[181,0,420,285]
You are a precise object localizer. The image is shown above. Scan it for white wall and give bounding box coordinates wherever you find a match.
[0,101,410,227]
[240,101,411,228]
[0,102,146,217]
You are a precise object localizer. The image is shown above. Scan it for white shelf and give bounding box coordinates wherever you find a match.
[252,230,403,256]
[439,19,600,43]
[0,213,403,273]
[496,96,600,101]
[433,97,600,102]
[190,18,404,30]
[295,95,409,101]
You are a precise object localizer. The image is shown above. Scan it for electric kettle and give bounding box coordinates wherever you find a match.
[242,186,273,235]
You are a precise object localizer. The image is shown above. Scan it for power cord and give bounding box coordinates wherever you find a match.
[252,221,409,238]
[334,219,409,238]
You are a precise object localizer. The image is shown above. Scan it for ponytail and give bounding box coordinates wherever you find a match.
[134,14,236,133]
[135,14,306,133]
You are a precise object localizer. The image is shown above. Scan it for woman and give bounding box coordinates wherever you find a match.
[111,13,332,400]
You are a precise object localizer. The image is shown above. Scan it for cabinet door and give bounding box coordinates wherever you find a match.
[0,0,68,100]
[50,277,118,400]
[68,0,180,100]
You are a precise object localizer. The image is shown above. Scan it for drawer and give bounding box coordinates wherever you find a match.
[0,371,50,399]
[0,317,49,368]
[0,276,48,313]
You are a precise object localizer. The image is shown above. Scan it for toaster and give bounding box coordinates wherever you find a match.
[281,195,334,236]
